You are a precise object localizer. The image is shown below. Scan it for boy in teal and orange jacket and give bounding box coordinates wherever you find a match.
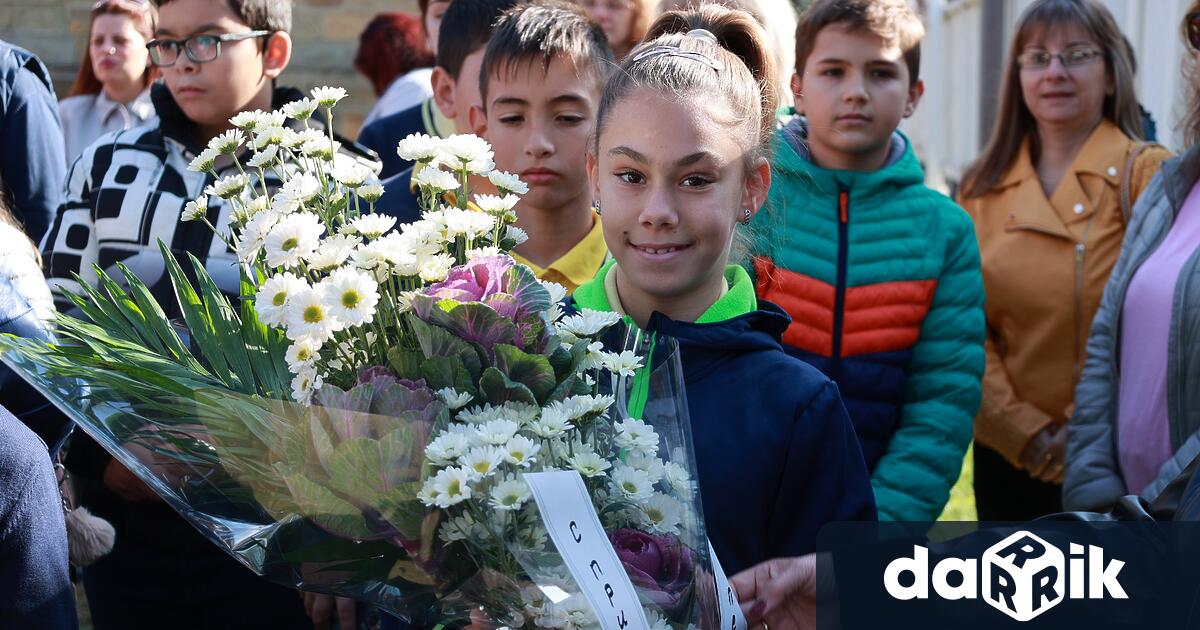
[753,0,984,521]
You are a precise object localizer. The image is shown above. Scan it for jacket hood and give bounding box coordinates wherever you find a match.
[774,116,925,199]
[644,300,793,355]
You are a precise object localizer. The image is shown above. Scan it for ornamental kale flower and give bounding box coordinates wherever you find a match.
[609,529,696,616]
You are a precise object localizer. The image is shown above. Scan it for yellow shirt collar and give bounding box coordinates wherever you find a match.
[511,212,608,294]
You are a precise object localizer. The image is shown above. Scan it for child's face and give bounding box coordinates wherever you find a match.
[794,25,922,171]
[475,57,599,213]
[589,89,769,305]
[432,48,484,128]
[155,0,287,137]
[425,0,451,54]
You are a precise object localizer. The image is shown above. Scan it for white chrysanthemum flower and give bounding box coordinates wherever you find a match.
[457,403,504,425]
[473,193,520,215]
[567,394,615,418]
[541,281,568,305]
[568,451,611,478]
[237,209,280,262]
[612,465,654,501]
[556,310,621,338]
[247,144,279,169]
[254,271,308,326]
[602,350,643,377]
[459,446,504,479]
[311,86,347,108]
[349,213,397,238]
[627,452,665,483]
[646,609,672,630]
[358,183,384,202]
[439,134,494,173]
[349,241,391,274]
[421,466,473,507]
[305,234,360,270]
[614,417,660,456]
[332,162,371,188]
[282,172,322,203]
[206,173,249,199]
[285,337,321,371]
[319,267,379,326]
[418,253,455,283]
[466,246,502,261]
[188,147,219,172]
[443,208,495,239]
[580,341,606,370]
[300,137,339,160]
[263,212,324,268]
[284,286,342,343]
[229,110,264,131]
[506,225,529,245]
[664,461,694,499]
[252,125,287,149]
[488,170,528,195]
[209,129,244,155]
[435,388,473,410]
[490,478,531,511]
[477,419,520,446]
[283,97,319,120]
[438,512,482,544]
[396,132,442,163]
[531,406,573,438]
[284,128,324,149]
[290,366,323,404]
[643,493,685,534]
[425,431,470,465]
[181,197,208,222]
[502,435,540,468]
[411,164,460,192]
[242,195,269,219]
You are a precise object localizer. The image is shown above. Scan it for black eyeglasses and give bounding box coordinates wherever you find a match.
[146,31,270,67]
[1188,11,1200,51]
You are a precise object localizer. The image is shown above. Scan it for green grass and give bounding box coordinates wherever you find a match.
[938,443,977,521]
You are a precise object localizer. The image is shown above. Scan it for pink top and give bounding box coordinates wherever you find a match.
[1118,181,1200,494]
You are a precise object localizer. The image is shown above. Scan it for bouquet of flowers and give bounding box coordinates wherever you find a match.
[0,88,737,629]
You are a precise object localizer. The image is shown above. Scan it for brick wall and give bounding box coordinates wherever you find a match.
[0,0,420,138]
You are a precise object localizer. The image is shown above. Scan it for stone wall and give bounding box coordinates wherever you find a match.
[0,0,420,138]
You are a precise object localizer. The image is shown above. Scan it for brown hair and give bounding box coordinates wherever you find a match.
[69,0,158,97]
[961,0,1143,199]
[596,4,777,158]
[1182,0,1200,147]
[794,0,924,88]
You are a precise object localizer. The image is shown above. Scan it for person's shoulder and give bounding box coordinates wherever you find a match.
[0,41,54,94]
[360,102,424,141]
[0,405,47,490]
[57,93,96,118]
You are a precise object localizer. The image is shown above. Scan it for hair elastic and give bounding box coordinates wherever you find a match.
[630,45,723,71]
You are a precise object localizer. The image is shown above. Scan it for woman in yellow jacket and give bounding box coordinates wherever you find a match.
[957,0,1170,520]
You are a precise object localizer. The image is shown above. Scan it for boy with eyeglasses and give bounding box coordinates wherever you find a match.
[40,1,372,627]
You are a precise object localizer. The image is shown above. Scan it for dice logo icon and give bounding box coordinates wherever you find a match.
[982,531,1065,621]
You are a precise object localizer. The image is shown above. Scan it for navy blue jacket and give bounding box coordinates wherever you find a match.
[378,166,421,224]
[0,40,65,244]
[358,101,429,179]
[567,299,877,574]
[0,405,77,629]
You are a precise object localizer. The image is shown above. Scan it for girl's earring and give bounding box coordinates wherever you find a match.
[594,199,602,214]
[739,208,752,224]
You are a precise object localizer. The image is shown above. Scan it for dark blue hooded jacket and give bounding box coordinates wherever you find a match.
[567,293,877,575]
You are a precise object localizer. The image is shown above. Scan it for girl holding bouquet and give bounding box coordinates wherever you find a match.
[570,4,877,574]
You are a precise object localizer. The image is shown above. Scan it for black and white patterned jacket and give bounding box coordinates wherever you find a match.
[41,84,378,314]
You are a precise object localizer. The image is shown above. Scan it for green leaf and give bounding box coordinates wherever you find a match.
[188,252,253,392]
[493,344,556,404]
[120,263,203,372]
[408,315,482,379]
[160,241,235,386]
[478,366,537,406]
[386,347,426,381]
[419,356,475,396]
[282,468,376,539]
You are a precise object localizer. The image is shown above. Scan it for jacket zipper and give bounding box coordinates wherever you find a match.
[832,189,849,377]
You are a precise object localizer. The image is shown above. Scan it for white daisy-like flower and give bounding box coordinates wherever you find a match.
[181,197,208,222]
[284,285,342,343]
[263,212,324,268]
[556,310,622,338]
[438,512,482,543]
[411,164,460,192]
[541,281,568,305]
[253,125,287,149]
[425,431,470,465]
[566,394,615,418]
[473,193,520,215]
[188,147,219,172]
[237,209,280,262]
[311,86,347,108]
[601,350,643,377]
[319,267,379,326]
[436,388,473,410]
[502,435,540,467]
[349,241,392,275]
[459,446,505,479]
[242,195,270,219]
[506,225,529,245]
[579,341,606,370]
[646,609,673,630]
[456,403,505,425]
[283,97,319,120]
[283,128,325,149]
[466,246,502,261]
[443,208,495,239]
[349,213,397,238]
[530,406,573,438]
[490,478,531,511]
[282,172,322,203]
[642,493,685,534]
[304,234,360,270]
[438,134,494,173]
[206,173,249,199]
[247,144,279,169]
[614,417,660,456]
[568,451,611,477]
[396,132,442,163]
[332,162,371,188]
[208,129,244,155]
[285,337,322,371]
[421,466,473,507]
[418,253,455,283]
[290,366,323,405]
[627,452,665,483]
[254,271,308,326]
[488,170,528,195]
[664,461,694,499]
[611,465,654,501]
[476,419,521,446]
[358,183,384,202]
[229,110,264,131]
[301,138,339,160]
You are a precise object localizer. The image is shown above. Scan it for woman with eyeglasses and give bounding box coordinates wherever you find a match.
[957,0,1171,521]
[578,0,654,59]
[1065,4,1200,513]
[59,0,158,165]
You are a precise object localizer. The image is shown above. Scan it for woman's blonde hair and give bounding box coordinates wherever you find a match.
[961,0,1143,199]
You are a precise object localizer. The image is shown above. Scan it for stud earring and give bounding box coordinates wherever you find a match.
[594,199,602,213]
[739,208,752,224]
